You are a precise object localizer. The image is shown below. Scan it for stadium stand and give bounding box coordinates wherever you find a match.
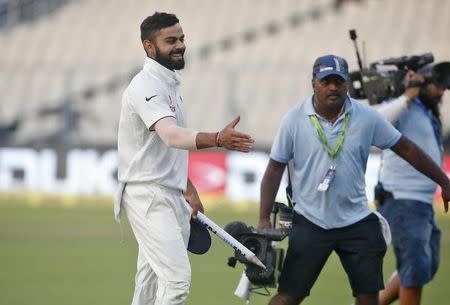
[0,0,71,29]
[0,0,449,148]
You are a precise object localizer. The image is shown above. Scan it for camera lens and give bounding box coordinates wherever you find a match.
[243,237,262,256]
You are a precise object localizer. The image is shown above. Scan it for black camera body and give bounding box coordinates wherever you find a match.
[348,53,434,104]
[347,29,450,104]
[373,182,393,207]
[418,61,450,90]
[224,222,289,287]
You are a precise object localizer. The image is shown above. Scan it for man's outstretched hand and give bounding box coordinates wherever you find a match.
[440,182,450,213]
[218,116,254,152]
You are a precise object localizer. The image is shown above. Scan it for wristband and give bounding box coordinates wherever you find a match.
[215,132,221,147]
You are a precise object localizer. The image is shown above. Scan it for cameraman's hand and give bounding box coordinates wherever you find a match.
[440,181,450,213]
[258,218,272,229]
[403,70,424,101]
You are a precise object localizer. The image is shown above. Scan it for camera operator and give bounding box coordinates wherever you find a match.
[376,63,450,305]
[259,55,450,305]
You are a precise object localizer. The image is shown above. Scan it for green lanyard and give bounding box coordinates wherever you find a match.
[310,112,350,161]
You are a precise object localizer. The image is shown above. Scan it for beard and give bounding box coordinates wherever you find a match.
[419,89,441,120]
[155,46,185,71]
[420,89,442,107]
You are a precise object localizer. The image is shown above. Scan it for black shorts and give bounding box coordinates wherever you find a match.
[278,213,387,299]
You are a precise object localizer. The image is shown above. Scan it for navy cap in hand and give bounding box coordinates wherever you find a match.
[313,54,349,80]
[187,218,211,255]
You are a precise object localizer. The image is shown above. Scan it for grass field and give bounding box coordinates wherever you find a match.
[1,198,449,305]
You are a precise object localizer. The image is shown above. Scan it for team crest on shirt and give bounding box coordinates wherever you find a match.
[168,96,176,112]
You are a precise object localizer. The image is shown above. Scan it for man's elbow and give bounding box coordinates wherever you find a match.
[163,135,178,148]
[156,130,174,148]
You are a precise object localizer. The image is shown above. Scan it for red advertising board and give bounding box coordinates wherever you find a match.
[188,151,227,195]
[434,156,450,202]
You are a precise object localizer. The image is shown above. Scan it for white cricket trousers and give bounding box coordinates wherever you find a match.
[122,183,192,305]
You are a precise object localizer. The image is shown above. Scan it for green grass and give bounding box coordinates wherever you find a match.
[1,200,449,305]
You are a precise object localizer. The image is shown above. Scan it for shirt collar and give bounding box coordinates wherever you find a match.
[143,57,181,87]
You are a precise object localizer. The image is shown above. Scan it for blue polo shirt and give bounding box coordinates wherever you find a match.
[379,99,442,204]
[270,96,401,229]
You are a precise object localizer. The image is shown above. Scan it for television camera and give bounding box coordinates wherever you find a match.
[224,202,293,292]
[347,29,450,104]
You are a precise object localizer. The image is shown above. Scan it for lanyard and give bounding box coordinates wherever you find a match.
[310,112,350,160]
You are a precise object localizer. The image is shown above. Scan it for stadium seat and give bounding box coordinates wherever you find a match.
[0,0,449,146]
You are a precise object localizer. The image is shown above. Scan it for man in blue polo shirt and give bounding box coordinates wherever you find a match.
[259,55,450,305]
[377,62,450,305]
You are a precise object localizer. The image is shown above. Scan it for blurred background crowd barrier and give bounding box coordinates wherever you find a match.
[1,0,449,202]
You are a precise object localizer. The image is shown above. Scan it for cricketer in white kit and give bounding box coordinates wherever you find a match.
[115,12,254,305]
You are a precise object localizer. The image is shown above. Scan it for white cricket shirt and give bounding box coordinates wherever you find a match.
[117,57,188,191]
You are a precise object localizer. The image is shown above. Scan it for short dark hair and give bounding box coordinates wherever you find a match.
[140,12,179,42]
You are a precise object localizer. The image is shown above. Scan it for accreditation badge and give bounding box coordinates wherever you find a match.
[317,164,336,192]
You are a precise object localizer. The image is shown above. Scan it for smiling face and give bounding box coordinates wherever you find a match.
[312,74,348,110]
[143,23,186,70]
